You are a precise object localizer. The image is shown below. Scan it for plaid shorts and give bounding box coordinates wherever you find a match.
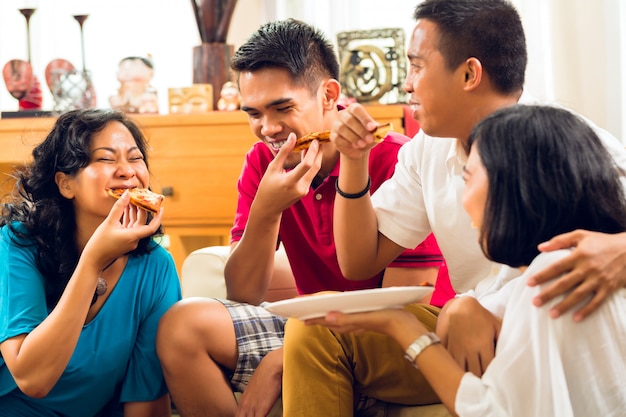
[218,299,287,393]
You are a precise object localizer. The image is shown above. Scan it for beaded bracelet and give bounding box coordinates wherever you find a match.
[335,177,371,199]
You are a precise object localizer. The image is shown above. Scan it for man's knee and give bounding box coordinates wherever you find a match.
[404,303,440,332]
[284,317,330,344]
[157,298,234,360]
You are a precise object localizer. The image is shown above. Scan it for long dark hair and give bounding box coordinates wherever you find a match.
[414,0,527,94]
[469,104,626,267]
[0,109,162,308]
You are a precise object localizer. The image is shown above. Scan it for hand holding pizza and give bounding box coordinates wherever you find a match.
[107,187,164,214]
[330,102,391,160]
[254,133,324,215]
[83,190,164,271]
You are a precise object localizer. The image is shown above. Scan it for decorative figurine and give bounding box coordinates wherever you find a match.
[216,81,240,111]
[109,56,158,114]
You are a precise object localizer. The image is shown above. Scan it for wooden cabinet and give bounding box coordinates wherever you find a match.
[0,117,56,200]
[136,111,258,275]
[0,104,406,276]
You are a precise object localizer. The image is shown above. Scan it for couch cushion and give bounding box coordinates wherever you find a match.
[181,245,231,298]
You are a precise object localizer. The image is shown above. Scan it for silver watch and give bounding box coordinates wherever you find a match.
[404,332,441,368]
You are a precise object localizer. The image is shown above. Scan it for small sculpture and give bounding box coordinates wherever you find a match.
[109,56,158,114]
[217,81,240,111]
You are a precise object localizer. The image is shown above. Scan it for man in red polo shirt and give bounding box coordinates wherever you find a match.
[157,19,450,417]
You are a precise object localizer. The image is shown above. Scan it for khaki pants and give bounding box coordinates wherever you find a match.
[283,304,442,417]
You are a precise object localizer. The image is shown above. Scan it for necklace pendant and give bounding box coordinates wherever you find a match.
[95,277,108,296]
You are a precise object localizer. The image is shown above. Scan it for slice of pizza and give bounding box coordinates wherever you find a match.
[107,188,164,214]
[292,122,393,152]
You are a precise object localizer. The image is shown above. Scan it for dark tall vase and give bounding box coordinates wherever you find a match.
[192,43,234,110]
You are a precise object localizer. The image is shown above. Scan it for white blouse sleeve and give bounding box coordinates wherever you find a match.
[455,250,626,417]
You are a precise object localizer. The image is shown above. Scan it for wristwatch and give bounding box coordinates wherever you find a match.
[404,332,441,368]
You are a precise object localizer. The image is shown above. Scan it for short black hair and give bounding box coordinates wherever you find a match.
[414,0,527,94]
[469,105,626,267]
[230,19,340,94]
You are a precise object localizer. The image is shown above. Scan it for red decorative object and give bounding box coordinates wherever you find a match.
[1,8,42,111]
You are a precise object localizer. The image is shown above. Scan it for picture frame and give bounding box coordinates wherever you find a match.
[336,27,407,104]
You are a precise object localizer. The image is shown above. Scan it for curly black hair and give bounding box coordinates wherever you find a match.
[0,109,162,307]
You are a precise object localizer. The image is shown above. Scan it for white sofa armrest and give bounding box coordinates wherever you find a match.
[181,245,231,298]
[181,244,298,301]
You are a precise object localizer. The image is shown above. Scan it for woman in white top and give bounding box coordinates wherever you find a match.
[307,104,626,417]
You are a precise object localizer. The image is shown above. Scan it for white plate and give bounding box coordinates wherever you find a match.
[264,286,434,320]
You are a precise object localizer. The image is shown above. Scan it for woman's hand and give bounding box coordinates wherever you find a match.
[305,308,427,349]
[84,190,163,269]
[308,306,465,415]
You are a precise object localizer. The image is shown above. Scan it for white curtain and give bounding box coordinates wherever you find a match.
[273,0,416,41]
[513,0,625,142]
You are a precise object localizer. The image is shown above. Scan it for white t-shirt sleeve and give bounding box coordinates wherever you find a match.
[371,133,432,249]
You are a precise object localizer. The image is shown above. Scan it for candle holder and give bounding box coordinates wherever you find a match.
[43,14,96,113]
[73,15,89,72]
[20,8,36,63]
[47,64,95,113]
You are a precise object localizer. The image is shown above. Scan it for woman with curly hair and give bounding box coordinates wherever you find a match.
[0,109,181,416]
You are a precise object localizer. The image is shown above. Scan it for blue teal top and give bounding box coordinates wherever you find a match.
[0,224,182,416]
